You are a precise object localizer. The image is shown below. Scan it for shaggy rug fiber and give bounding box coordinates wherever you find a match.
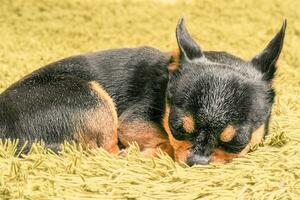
[0,0,299,199]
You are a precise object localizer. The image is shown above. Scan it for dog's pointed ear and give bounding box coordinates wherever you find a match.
[250,19,287,81]
[176,17,204,62]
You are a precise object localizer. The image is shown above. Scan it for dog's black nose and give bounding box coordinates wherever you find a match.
[186,154,211,166]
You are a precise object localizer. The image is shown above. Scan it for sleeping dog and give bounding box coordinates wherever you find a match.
[0,17,286,165]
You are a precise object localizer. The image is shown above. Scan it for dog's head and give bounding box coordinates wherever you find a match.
[164,17,286,165]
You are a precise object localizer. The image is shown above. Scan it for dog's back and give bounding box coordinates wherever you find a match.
[0,46,170,152]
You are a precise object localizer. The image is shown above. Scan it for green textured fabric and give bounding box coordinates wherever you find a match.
[0,0,299,199]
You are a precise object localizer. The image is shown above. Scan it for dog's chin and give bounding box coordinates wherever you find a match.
[174,148,190,164]
[175,148,247,166]
[211,149,240,164]
[211,146,252,164]
[174,147,237,166]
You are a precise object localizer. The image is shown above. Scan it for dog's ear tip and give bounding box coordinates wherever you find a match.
[250,20,287,81]
[176,16,185,33]
[175,17,204,61]
[283,18,287,27]
[280,18,287,33]
[178,16,184,24]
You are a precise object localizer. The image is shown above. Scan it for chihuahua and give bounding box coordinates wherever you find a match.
[0,17,286,165]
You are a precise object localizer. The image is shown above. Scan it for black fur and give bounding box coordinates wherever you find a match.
[0,47,170,151]
[168,17,286,165]
[0,17,286,165]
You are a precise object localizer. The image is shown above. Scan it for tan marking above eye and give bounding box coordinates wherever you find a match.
[220,125,236,142]
[182,114,195,133]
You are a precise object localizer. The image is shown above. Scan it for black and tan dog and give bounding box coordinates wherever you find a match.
[0,17,286,165]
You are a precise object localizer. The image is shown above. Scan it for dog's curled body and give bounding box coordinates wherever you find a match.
[0,17,286,165]
[0,47,171,153]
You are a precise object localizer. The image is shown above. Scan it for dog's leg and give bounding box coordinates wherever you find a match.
[74,81,119,153]
[0,77,119,154]
[118,105,174,158]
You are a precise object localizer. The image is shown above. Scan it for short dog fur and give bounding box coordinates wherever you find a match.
[0,17,286,165]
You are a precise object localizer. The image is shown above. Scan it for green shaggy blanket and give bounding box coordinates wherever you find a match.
[0,0,299,199]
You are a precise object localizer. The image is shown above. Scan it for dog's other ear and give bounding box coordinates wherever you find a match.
[250,19,287,81]
[176,17,204,62]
